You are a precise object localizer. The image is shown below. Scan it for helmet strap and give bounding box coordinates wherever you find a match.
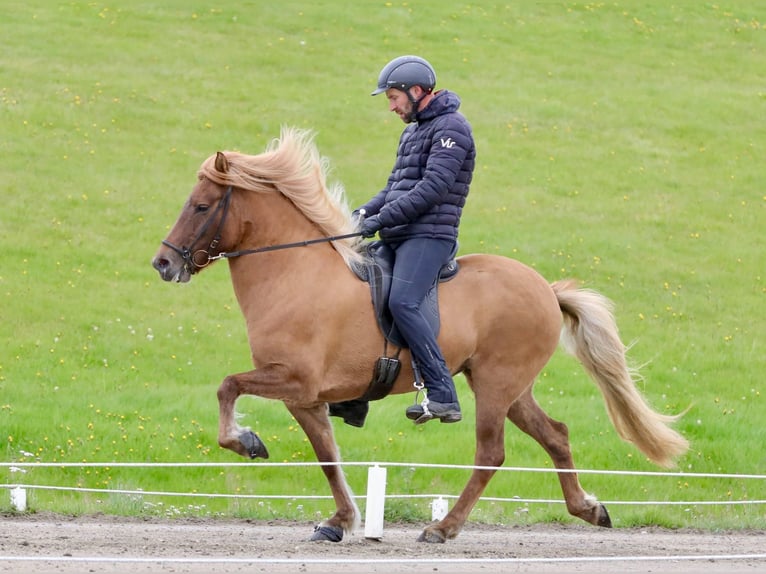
[404,87,429,123]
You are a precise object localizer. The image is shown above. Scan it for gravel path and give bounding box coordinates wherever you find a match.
[1,513,764,573]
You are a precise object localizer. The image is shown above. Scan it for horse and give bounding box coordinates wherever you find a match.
[151,127,689,543]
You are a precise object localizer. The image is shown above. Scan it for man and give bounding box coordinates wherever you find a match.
[357,55,476,424]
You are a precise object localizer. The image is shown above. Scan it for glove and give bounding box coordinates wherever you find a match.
[359,215,381,238]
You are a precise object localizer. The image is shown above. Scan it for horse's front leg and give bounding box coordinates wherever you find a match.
[216,364,308,459]
[287,403,360,542]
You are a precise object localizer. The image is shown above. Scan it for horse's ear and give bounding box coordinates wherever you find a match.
[214,151,229,173]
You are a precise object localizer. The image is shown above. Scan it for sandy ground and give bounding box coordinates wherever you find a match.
[0,513,764,574]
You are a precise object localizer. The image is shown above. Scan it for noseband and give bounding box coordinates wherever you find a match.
[162,185,234,273]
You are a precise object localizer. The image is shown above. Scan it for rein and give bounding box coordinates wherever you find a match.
[162,184,362,270]
[209,232,363,262]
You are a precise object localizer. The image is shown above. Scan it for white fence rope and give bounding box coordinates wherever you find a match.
[0,483,763,508]
[3,461,763,569]
[3,460,765,479]
[2,460,764,513]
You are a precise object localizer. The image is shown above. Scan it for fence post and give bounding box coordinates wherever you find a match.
[431,496,448,521]
[364,464,387,539]
[10,487,27,512]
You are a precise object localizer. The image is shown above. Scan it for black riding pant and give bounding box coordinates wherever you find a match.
[387,237,457,404]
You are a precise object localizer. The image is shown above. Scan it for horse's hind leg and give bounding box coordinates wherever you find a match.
[419,389,509,543]
[508,389,612,527]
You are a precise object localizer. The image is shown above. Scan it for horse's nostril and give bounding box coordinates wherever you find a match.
[153,257,169,271]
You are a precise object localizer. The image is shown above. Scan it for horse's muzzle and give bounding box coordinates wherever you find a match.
[152,251,192,283]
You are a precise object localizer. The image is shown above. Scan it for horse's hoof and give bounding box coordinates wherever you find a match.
[596,503,612,528]
[417,527,447,544]
[310,525,344,542]
[238,430,269,459]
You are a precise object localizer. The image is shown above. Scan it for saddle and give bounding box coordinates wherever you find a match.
[353,241,459,348]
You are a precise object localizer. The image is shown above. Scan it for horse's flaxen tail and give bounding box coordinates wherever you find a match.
[552,280,689,468]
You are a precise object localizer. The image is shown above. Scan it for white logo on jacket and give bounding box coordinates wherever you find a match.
[440,137,456,148]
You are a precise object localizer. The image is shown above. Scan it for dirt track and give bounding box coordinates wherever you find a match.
[1,513,764,573]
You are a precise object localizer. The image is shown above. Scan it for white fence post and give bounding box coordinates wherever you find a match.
[10,487,27,512]
[431,496,448,521]
[364,464,387,539]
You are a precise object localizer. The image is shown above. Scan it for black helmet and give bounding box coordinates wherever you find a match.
[371,55,436,96]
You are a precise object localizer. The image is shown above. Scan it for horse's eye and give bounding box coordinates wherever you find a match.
[196,204,209,213]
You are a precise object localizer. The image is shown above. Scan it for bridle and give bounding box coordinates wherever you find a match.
[161,185,234,273]
[162,184,362,272]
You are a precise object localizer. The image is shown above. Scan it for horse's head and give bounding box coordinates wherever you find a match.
[152,152,236,283]
[153,129,367,283]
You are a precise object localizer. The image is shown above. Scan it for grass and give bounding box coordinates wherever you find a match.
[1,1,764,529]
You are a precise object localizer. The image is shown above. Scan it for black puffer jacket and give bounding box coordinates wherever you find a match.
[360,90,475,242]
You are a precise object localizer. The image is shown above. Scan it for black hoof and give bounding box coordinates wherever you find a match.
[310,525,344,542]
[597,503,612,528]
[238,430,269,459]
[417,528,447,543]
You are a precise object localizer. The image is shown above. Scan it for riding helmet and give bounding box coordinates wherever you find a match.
[371,55,436,96]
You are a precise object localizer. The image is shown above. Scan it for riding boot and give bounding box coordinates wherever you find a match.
[328,399,369,428]
[405,396,461,424]
[405,368,462,424]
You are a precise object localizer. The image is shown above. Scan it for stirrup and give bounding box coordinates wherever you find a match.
[406,361,432,424]
[406,360,461,424]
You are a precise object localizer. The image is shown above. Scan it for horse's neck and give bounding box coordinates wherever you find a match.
[228,246,349,336]
[243,190,313,243]
[232,190,332,259]
[228,190,353,317]
[228,204,347,305]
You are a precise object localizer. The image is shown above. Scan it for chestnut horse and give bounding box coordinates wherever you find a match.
[151,128,688,543]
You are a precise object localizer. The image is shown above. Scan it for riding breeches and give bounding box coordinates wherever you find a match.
[387,237,457,404]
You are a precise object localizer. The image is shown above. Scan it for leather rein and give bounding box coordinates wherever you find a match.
[162,185,362,272]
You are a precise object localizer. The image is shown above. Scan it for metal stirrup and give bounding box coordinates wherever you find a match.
[411,359,430,417]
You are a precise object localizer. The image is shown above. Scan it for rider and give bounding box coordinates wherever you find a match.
[355,55,476,425]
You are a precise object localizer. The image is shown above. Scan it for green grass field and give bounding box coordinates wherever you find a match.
[1,2,764,529]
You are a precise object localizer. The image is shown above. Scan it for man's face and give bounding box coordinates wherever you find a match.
[385,88,414,123]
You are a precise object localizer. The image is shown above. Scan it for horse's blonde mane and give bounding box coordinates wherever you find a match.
[198,127,365,268]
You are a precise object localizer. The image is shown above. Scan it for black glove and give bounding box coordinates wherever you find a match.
[359,215,381,238]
